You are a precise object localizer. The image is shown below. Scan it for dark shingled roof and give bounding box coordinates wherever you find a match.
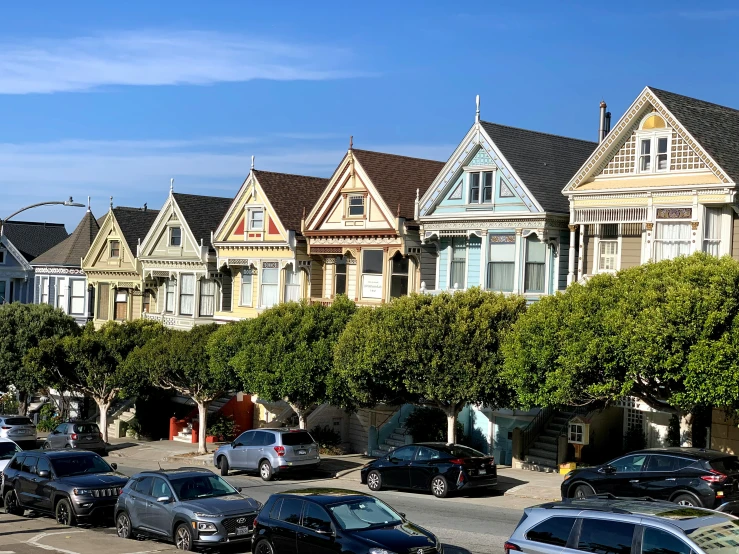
[351,149,445,220]
[481,121,597,213]
[253,170,329,232]
[3,221,68,262]
[172,193,233,250]
[32,211,100,267]
[112,206,160,257]
[649,87,739,183]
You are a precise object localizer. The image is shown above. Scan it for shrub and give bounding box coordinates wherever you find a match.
[37,403,62,432]
[206,413,239,441]
[0,392,19,415]
[624,424,647,452]
[310,424,341,447]
[126,417,143,438]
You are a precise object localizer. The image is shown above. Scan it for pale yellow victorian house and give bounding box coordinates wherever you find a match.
[82,203,158,326]
[302,147,444,306]
[212,167,328,321]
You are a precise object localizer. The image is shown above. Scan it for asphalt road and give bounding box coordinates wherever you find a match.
[113,463,528,554]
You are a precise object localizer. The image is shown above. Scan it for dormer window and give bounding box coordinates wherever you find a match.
[170,227,181,247]
[109,240,120,259]
[0,250,5,264]
[637,113,670,174]
[468,171,494,203]
[347,195,365,217]
[249,210,264,231]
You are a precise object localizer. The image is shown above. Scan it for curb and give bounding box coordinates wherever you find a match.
[333,467,363,479]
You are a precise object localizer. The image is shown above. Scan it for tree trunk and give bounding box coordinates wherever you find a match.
[680,412,694,447]
[17,391,28,416]
[96,399,111,443]
[444,404,461,444]
[287,402,308,429]
[197,400,210,455]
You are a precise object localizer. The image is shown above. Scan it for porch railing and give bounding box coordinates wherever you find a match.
[520,406,554,458]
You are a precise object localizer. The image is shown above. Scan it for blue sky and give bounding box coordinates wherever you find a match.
[2,1,738,231]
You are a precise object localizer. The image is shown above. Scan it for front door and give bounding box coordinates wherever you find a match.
[17,455,38,506]
[32,457,54,512]
[230,431,255,469]
[600,453,648,496]
[272,497,302,554]
[297,501,340,554]
[382,446,416,489]
[409,446,439,490]
[148,477,175,536]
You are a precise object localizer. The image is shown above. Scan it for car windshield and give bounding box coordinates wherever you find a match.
[4,418,32,426]
[169,474,238,500]
[685,515,739,554]
[51,455,112,477]
[433,445,485,458]
[74,424,99,434]
[329,497,402,530]
[0,443,21,460]
[281,432,315,446]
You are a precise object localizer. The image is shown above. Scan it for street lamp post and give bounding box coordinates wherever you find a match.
[0,197,86,236]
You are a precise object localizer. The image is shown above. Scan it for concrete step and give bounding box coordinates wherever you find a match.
[389,433,406,442]
[551,417,570,426]
[520,461,558,473]
[385,438,404,447]
[172,435,192,443]
[376,444,391,451]
[528,448,557,461]
[538,435,557,445]
[524,454,558,469]
[393,428,409,435]
[531,441,557,453]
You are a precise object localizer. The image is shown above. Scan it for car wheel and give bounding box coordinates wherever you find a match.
[174,523,194,551]
[674,493,701,507]
[367,470,383,491]
[573,483,596,499]
[219,457,229,476]
[116,511,134,539]
[42,442,51,450]
[259,460,274,481]
[254,539,275,554]
[55,498,76,526]
[431,476,449,498]
[4,490,23,516]
[64,444,71,449]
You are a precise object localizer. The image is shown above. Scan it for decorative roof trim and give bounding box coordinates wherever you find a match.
[0,235,33,271]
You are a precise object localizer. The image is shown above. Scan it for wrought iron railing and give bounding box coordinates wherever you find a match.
[520,406,554,458]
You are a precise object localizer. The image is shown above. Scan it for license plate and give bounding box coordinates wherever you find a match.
[236,526,250,536]
[478,468,486,475]
[84,435,93,440]
[297,449,307,455]
[13,430,29,435]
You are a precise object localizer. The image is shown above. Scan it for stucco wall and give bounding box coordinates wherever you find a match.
[711,408,739,454]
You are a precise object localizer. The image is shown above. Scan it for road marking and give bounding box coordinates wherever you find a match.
[0,550,16,553]
[26,530,84,554]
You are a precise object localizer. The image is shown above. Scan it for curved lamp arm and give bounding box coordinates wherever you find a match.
[0,197,85,236]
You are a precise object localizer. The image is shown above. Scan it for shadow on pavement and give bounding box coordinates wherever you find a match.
[106,442,141,453]
[492,474,529,494]
[443,545,473,554]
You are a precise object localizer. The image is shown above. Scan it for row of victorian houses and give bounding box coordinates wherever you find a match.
[4,85,739,463]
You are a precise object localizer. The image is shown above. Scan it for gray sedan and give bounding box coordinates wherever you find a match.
[43,422,107,455]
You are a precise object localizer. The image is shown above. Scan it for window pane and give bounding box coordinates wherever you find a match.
[0,282,5,304]
[641,139,651,155]
[284,265,301,302]
[390,446,416,461]
[390,276,408,298]
[166,279,175,312]
[278,498,303,525]
[642,528,691,554]
[655,222,691,261]
[180,274,195,315]
[199,279,216,316]
[303,503,333,532]
[469,173,480,203]
[335,274,347,295]
[482,172,493,202]
[610,454,647,472]
[526,517,576,547]
[262,267,279,284]
[392,256,409,275]
[524,239,546,293]
[488,262,514,292]
[348,196,365,216]
[526,239,546,263]
[171,227,181,246]
[335,259,347,295]
[250,211,264,230]
[490,240,515,262]
[241,271,253,306]
[657,137,668,154]
[362,250,384,274]
[134,477,153,496]
[599,241,619,271]
[577,519,635,554]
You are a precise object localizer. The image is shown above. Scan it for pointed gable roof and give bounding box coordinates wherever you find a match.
[172,193,233,249]
[112,206,159,256]
[2,221,68,262]
[649,87,739,183]
[253,170,329,231]
[32,211,100,266]
[480,122,597,213]
[351,149,445,220]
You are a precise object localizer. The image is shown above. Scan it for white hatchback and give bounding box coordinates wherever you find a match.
[0,437,21,473]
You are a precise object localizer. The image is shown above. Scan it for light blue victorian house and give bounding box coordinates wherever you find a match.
[416,99,597,462]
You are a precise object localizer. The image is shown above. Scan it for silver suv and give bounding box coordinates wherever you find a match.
[0,416,37,447]
[43,422,107,455]
[506,496,739,554]
[213,428,320,481]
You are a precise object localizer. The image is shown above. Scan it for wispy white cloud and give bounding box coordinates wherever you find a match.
[676,9,739,19]
[0,30,371,94]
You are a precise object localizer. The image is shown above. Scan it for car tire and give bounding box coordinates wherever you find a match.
[42,442,51,450]
[219,457,229,476]
[431,476,449,498]
[55,498,76,526]
[673,493,702,507]
[259,460,274,481]
[64,444,71,449]
[116,511,134,539]
[367,470,383,491]
[4,490,23,516]
[174,523,194,551]
[254,538,275,554]
[573,483,596,499]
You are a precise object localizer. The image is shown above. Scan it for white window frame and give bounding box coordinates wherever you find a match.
[346,195,366,218]
[260,262,280,308]
[449,237,466,289]
[596,223,621,274]
[637,133,671,174]
[240,268,254,307]
[703,206,724,257]
[199,279,216,317]
[179,274,196,316]
[523,237,547,294]
[169,226,182,247]
[653,218,692,262]
[334,257,347,296]
[40,276,49,304]
[69,279,86,315]
[466,170,495,204]
[249,209,264,231]
[165,278,176,313]
[283,264,301,303]
[109,240,121,259]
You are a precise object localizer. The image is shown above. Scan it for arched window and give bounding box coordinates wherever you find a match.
[640,114,667,130]
[637,113,670,173]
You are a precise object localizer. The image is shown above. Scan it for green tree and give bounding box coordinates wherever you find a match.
[125,324,233,453]
[502,253,739,441]
[0,303,79,414]
[335,289,526,443]
[27,319,164,441]
[227,297,356,429]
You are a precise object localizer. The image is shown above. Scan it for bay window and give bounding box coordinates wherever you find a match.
[334,257,347,295]
[284,264,301,302]
[450,238,466,289]
[260,262,279,308]
[199,279,216,316]
[361,250,383,299]
[524,238,546,293]
[654,222,691,261]
[598,224,619,272]
[487,235,515,292]
[703,207,722,256]
[179,274,195,315]
[240,269,253,306]
[390,254,409,298]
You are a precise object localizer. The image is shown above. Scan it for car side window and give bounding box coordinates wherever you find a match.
[390,446,417,461]
[645,455,683,472]
[269,498,283,519]
[415,446,440,462]
[278,498,304,525]
[252,431,268,446]
[151,477,173,499]
[54,424,66,434]
[21,456,37,474]
[37,457,51,476]
[234,431,255,447]
[9,454,25,471]
[133,476,154,496]
[302,502,332,533]
[526,516,576,547]
[263,432,276,446]
[577,518,636,554]
[642,527,691,554]
[610,454,647,473]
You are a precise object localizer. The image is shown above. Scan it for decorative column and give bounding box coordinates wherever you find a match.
[512,229,522,294]
[577,225,585,281]
[645,223,654,261]
[567,224,577,286]
[690,221,700,254]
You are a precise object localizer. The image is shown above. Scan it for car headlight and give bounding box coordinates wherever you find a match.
[193,512,222,518]
[563,471,573,481]
[197,522,217,532]
[73,488,94,496]
[370,549,397,554]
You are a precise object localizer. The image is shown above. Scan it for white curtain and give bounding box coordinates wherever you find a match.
[199,279,216,316]
[260,267,279,308]
[524,239,546,293]
[284,265,301,302]
[165,279,175,312]
[655,222,691,261]
[179,274,195,315]
[703,208,722,256]
[70,280,86,315]
[240,270,253,306]
[488,240,515,292]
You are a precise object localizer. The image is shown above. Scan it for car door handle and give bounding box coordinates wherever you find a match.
[666,478,676,481]
[629,479,639,483]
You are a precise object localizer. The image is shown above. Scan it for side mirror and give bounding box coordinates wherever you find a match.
[236,487,243,493]
[599,465,616,474]
[37,470,50,479]
[398,512,406,519]
[156,496,172,503]
[110,462,118,470]
[51,430,58,435]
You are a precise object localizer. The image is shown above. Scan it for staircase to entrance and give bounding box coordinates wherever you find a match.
[517,407,579,473]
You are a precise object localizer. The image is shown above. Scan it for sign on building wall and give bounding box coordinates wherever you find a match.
[361,275,383,299]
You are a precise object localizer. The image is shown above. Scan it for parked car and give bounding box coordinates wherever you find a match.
[213,428,320,481]
[115,467,261,550]
[561,447,739,511]
[506,495,739,554]
[253,489,439,554]
[0,438,21,473]
[2,449,127,525]
[0,415,37,447]
[43,422,107,455]
[361,442,497,498]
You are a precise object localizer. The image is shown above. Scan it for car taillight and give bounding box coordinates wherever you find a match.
[702,470,727,483]
[253,516,258,526]
[1,426,10,430]
[71,433,78,440]
[274,446,285,457]
[504,542,521,554]
[449,458,466,465]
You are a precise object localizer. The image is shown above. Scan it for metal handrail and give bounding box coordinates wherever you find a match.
[521,406,554,457]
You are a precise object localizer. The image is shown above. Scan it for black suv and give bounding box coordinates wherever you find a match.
[562,447,739,511]
[2,449,128,525]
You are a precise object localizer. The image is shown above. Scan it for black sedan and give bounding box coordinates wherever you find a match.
[561,447,739,511]
[252,489,440,554]
[360,443,497,498]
